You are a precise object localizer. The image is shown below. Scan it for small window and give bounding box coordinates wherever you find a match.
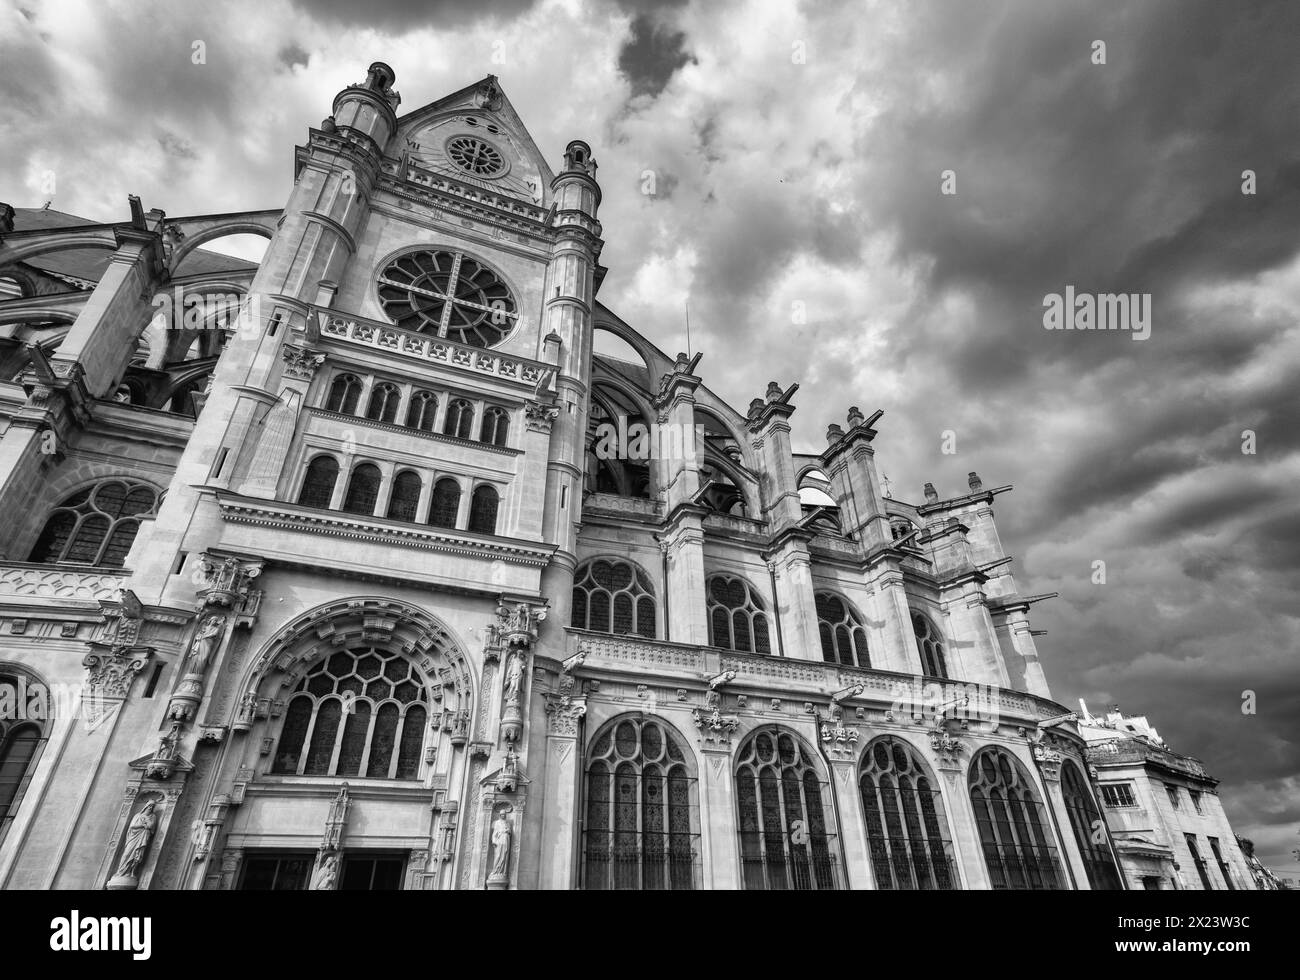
[468,485,499,534]
[428,478,461,529]
[28,480,160,568]
[1100,783,1137,808]
[298,455,339,510]
[444,398,474,439]
[365,382,400,423]
[1165,784,1181,809]
[1189,790,1203,815]
[572,559,656,638]
[326,373,362,414]
[479,405,509,447]
[814,592,869,668]
[405,390,437,431]
[342,463,381,516]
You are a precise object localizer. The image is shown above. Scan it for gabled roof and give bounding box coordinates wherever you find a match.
[392,75,555,206]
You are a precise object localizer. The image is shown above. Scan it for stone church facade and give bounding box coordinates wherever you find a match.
[0,65,1141,890]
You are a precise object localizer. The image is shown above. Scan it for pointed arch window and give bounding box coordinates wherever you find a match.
[468,485,499,534]
[342,463,381,516]
[735,727,840,890]
[859,738,958,889]
[706,575,771,654]
[968,748,1064,890]
[272,647,428,779]
[443,398,474,439]
[386,470,422,522]
[0,668,51,842]
[912,612,948,678]
[298,455,339,510]
[814,592,870,668]
[572,559,656,638]
[326,373,362,414]
[582,717,699,890]
[1061,760,1122,889]
[428,478,461,529]
[365,382,400,423]
[406,390,437,431]
[479,405,509,447]
[28,480,159,568]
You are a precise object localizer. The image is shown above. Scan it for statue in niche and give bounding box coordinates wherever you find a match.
[311,853,338,890]
[113,800,158,880]
[502,651,524,704]
[489,809,513,880]
[186,615,226,677]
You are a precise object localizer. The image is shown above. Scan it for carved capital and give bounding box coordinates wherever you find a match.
[493,597,547,650]
[281,344,326,380]
[545,693,586,737]
[82,643,152,725]
[194,552,264,621]
[524,398,560,433]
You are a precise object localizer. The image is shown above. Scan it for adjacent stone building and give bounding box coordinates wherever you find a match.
[1078,703,1256,890]
[0,65,1170,890]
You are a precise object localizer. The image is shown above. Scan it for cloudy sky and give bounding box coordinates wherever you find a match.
[3,0,1298,873]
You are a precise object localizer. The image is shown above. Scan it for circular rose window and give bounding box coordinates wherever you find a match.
[446,135,506,177]
[376,249,518,348]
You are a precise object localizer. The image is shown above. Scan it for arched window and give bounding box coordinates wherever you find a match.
[735,727,839,890]
[298,455,339,510]
[912,612,948,678]
[890,517,917,541]
[0,668,50,841]
[365,382,400,423]
[479,405,509,447]
[28,480,159,568]
[444,398,474,439]
[968,748,1065,890]
[386,470,422,522]
[582,717,698,890]
[706,575,771,654]
[1061,760,1122,889]
[572,559,656,638]
[468,485,499,534]
[406,390,437,431]
[342,463,381,516]
[326,373,362,414]
[859,738,958,889]
[815,592,869,667]
[272,647,429,779]
[428,478,461,529]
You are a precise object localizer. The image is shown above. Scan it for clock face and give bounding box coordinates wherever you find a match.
[445,134,507,177]
[376,249,518,349]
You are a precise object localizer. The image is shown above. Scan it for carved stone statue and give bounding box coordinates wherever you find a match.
[112,800,157,882]
[311,853,338,890]
[489,810,513,880]
[186,615,225,676]
[502,652,524,703]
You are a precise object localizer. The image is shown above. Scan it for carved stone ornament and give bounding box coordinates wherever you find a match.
[523,398,560,433]
[168,613,228,722]
[146,721,184,779]
[693,690,740,745]
[280,344,326,380]
[486,804,513,888]
[494,598,547,650]
[107,799,159,890]
[820,723,861,759]
[545,693,586,737]
[194,553,264,619]
[82,644,152,726]
[928,727,966,770]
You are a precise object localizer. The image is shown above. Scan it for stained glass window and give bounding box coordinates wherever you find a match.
[298,456,339,510]
[968,748,1064,889]
[859,738,957,889]
[571,559,656,638]
[706,575,771,654]
[815,592,870,667]
[28,480,159,567]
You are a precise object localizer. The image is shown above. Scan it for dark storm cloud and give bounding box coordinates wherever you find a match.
[289,0,538,30]
[277,43,310,71]
[617,13,695,98]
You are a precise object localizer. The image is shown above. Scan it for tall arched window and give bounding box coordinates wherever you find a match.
[0,668,50,841]
[968,748,1064,890]
[582,717,698,890]
[860,738,958,889]
[443,398,474,439]
[736,727,839,890]
[815,592,870,667]
[912,612,948,678]
[479,405,509,447]
[272,647,429,779]
[468,485,499,534]
[386,470,422,522]
[298,455,339,510]
[572,559,656,638]
[428,478,461,529]
[326,373,362,414]
[405,389,437,431]
[342,463,381,516]
[1061,760,1122,889]
[365,382,400,423]
[28,480,159,567]
[706,575,771,654]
